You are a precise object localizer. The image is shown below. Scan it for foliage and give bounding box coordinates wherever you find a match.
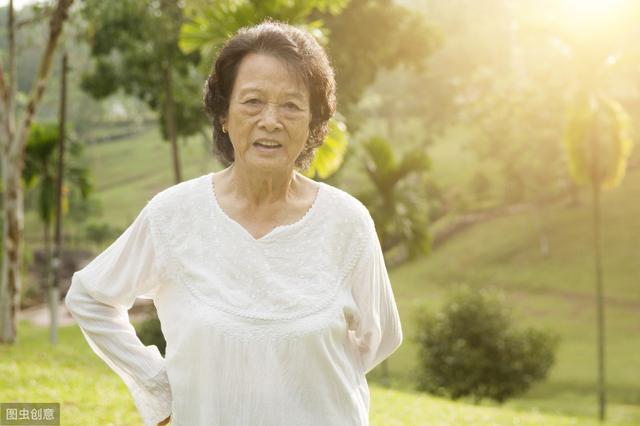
[469,79,568,204]
[414,285,559,404]
[179,0,347,63]
[179,0,443,107]
[79,0,204,141]
[303,117,349,179]
[320,0,441,123]
[23,122,92,224]
[357,136,430,263]
[554,8,637,419]
[562,92,635,190]
[24,123,59,223]
[84,221,121,247]
[470,170,491,203]
[135,315,166,357]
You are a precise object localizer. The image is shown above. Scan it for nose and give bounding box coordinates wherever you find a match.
[258,103,283,132]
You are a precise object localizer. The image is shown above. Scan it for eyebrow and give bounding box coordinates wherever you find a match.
[237,87,307,101]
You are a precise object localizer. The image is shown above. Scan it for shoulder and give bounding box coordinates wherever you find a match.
[146,173,209,215]
[315,183,379,278]
[319,182,375,234]
[141,174,210,258]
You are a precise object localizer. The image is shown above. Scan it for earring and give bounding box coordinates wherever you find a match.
[221,124,227,133]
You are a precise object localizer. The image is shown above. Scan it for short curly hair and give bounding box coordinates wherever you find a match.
[203,20,337,170]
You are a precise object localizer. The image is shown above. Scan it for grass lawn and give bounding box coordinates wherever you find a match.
[1,321,629,426]
[378,168,640,425]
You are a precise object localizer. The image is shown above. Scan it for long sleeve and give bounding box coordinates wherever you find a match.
[64,202,172,426]
[348,215,403,375]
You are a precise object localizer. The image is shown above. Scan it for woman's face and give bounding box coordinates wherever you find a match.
[224,53,311,172]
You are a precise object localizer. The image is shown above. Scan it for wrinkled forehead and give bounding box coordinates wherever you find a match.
[233,52,310,99]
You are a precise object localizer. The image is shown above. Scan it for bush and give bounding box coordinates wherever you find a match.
[85,222,121,246]
[135,315,166,356]
[414,285,559,404]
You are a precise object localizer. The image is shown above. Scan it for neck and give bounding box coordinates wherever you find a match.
[223,162,299,207]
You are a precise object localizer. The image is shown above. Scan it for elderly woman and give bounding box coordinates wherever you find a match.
[65,20,403,426]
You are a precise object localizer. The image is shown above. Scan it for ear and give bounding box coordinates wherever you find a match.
[219,118,228,134]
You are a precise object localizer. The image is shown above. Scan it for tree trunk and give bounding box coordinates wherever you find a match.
[162,61,182,184]
[44,222,51,290]
[0,0,19,344]
[0,0,74,344]
[535,197,550,257]
[50,51,68,345]
[44,221,57,339]
[592,182,606,421]
[1,150,25,343]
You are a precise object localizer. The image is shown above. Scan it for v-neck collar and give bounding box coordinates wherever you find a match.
[205,172,324,243]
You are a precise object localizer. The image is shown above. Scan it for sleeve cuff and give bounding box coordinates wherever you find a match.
[130,366,172,426]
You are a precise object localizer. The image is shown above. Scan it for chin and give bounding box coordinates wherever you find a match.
[247,157,293,173]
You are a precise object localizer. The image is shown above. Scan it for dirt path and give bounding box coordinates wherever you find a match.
[18,298,156,327]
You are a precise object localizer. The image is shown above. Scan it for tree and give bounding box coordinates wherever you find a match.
[0,0,74,344]
[319,0,441,128]
[356,136,430,385]
[179,0,347,60]
[538,2,639,418]
[79,0,203,184]
[358,137,431,263]
[23,121,90,343]
[562,91,634,422]
[24,123,58,283]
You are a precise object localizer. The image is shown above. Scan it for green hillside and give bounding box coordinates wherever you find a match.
[384,167,640,424]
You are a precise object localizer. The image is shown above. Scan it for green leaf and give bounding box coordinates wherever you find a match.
[303,117,348,179]
[363,136,397,180]
[562,92,635,190]
[562,91,594,186]
[600,97,634,189]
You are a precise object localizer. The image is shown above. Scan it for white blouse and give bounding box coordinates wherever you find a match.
[65,172,403,426]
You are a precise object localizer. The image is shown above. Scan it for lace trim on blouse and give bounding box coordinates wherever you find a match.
[146,174,371,322]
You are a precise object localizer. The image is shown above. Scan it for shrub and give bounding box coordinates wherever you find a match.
[414,285,559,404]
[135,315,166,356]
[85,222,121,246]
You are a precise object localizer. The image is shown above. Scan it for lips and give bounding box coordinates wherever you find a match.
[253,139,282,149]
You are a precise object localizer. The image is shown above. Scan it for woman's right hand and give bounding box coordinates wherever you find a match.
[157,414,171,425]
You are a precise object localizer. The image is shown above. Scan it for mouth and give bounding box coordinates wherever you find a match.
[253,139,282,150]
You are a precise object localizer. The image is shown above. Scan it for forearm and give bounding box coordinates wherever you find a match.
[66,276,172,426]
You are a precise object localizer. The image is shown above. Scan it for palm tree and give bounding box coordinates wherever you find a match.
[531,6,639,417]
[562,91,634,421]
[24,123,59,284]
[23,122,91,327]
[357,136,431,386]
[359,137,431,264]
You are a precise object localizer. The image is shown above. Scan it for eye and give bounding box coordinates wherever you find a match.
[243,98,262,105]
[284,102,302,111]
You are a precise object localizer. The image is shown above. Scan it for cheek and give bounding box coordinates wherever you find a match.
[289,117,311,146]
[228,103,257,125]
[227,112,254,144]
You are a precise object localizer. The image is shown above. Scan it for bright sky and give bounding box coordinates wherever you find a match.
[0,0,44,10]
